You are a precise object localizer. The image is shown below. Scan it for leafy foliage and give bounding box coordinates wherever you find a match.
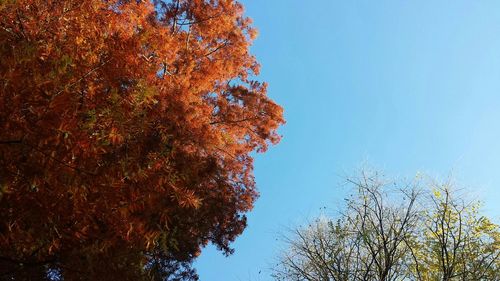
[273,172,500,281]
[0,0,284,279]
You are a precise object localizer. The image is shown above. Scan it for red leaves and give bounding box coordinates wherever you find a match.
[0,0,284,279]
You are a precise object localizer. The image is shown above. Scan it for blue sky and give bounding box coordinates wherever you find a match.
[195,1,500,280]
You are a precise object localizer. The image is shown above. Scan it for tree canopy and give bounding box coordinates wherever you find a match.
[273,172,500,281]
[0,0,284,279]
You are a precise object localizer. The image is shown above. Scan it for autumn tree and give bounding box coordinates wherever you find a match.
[274,217,366,281]
[408,186,500,281]
[273,172,500,281]
[0,0,284,279]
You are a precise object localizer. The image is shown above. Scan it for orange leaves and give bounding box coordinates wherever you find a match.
[108,127,124,145]
[0,0,283,279]
[171,185,202,209]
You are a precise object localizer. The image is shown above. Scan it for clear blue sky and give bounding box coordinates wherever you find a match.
[195,1,500,280]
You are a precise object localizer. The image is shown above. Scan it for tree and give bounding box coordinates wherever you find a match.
[408,185,500,281]
[343,173,421,281]
[0,0,284,279]
[274,217,367,281]
[273,172,500,281]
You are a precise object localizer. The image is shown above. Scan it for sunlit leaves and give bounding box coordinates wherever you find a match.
[274,174,500,281]
[0,0,283,279]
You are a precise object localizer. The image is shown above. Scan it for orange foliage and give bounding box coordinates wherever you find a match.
[0,0,283,279]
